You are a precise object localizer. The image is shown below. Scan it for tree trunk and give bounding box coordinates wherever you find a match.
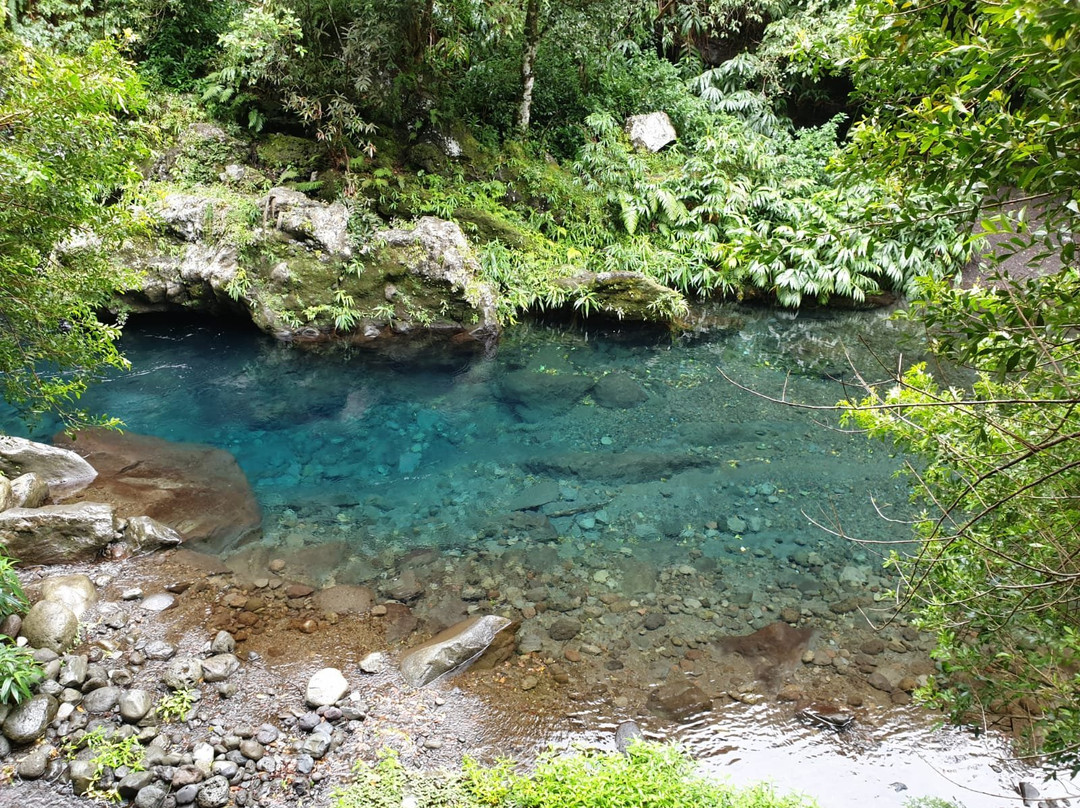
[516,0,542,134]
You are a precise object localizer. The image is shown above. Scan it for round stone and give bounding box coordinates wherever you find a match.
[196,776,231,808]
[19,600,78,653]
[305,668,348,707]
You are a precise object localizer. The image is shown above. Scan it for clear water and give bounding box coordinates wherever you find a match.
[8,306,1077,805]
[7,306,927,565]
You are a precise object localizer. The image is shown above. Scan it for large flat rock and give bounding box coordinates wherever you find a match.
[0,504,118,564]
[53,429,261,554]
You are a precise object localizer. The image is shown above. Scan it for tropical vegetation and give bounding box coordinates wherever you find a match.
[0,0,1078,774]
[333,743,817,808]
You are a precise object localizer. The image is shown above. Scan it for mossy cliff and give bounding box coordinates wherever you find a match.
[114,123,684,348]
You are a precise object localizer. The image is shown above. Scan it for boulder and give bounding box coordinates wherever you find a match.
[499,370,594,417]
[200,654,240,683]
[9,473,49,509]
[40,574,97,619]
[20,601,79,652]
[0,477,12,512]
[548,617,582,642]
[0,436,97,498]
[122,187,502,357]
[53,429,261,553]
[305,668,348,707]
[151,123,249,184]
[266,186,352,257]
[0,504,118,565]
[2,694,58,745]
[123,515,184,551]
[625,112,677,152]
[381,217,499,323]
[554,271,686,322]
[153,193,217,242]
[399,614,512,687]
[164,657,203,690]
[119,689,154,723]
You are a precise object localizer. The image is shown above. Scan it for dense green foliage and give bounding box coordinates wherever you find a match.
[333,744,817,808]
[0,547,27,621]
[0,29,148,426]
[0,642,42,704]
[837,0,1080,770]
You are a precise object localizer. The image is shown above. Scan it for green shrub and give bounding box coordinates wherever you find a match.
[64,726,147,802]
[332,743,817,808]
[0,642,43,704]
[156,686,195,722]
[0,546,27,620]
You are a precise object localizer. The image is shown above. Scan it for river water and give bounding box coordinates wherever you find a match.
[4,306,1077,807]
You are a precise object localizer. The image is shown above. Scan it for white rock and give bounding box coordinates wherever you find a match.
[0,477,13,513]
[9,473,49,508]
[306,668,348,707]
[41,574,98,619]
[359,652,385,675]
[625,112,677,152]
[0,503,117,564]
[266,187,352,257]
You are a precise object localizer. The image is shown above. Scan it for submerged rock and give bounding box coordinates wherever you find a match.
[0,436,97,499]
[399,615,513,687]
[646,678,712,719]
[53,429,261,553]
[525,450,714,483]
[593,373,648,409]
[313,585,375,615]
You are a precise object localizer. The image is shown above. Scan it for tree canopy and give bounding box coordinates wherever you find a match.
[837,0,1080,768]
[0,30,148,426]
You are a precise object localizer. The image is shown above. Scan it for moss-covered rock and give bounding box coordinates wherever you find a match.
[152,123,251,186]
[256,133,328,177]
[117,187,501,357]
[553,271,688,323]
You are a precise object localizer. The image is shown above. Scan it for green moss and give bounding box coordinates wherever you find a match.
[256,133,328,176]
[170,125,250,185]
[454,206,530,249]
[407,141,448,173]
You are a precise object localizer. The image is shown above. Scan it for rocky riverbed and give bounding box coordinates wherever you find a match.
[0,518,945,808]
